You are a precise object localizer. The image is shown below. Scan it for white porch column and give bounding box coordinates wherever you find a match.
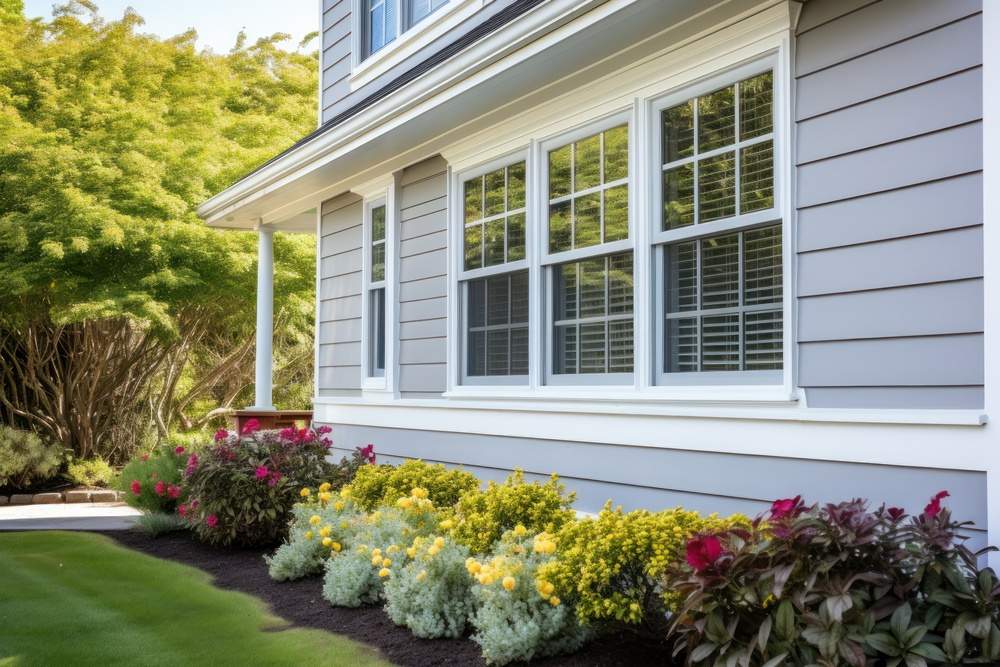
[252,226,275,410]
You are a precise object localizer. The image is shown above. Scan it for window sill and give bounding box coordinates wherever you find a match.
[443,384,799,405]
[350,0,482,91]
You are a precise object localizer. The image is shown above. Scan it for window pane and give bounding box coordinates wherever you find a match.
[666,318,698,372]
[384,0,397,42]
[698,151,736,222]
[573,192,601,249]
[663,163,694,230]
[369,2,384,52]
[467,330,486,376]
[666,241,697,313]
[608,253,633,315]
[371,243,385,282]
[484,167,506,217]
[549,145,571,199]
[464,177,482,223]
[579,322,606,373]
[508,162,526,209]
[698,85,735,151]
[486,274,509,326]
[574,134,601,191]
[663,100,694,163]
[740,71,773,140]
[372,205,386,242]
[555,262,577,321]
[507,213,525,262]
[487,330,509,376]
[744,310,782,370]
[609,319,634,373]
[701,234,739,309]
[510,271,529,324]
[554,325,577,374]
[464,224,482,270]
[467,279,485,328]
[370,288,386,373]
[484,218,505,267]
[604,125,629,181]
[548,201,571,253]
[701,314,739,371]
[510,326,528,375]
[740,140,774,213]
[578,257,606,319]
[604,185,628,242]
[744,225,782,305]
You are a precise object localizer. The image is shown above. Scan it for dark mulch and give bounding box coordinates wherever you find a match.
[100,530,667,667]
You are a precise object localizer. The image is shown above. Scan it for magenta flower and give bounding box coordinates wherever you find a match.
[254,466,269,481]
[206,514,218,528]
[268,470,283,487]
[316,425,332,435]
[214,428,229,442]
[923,490,950,519]
[174,445,185,454]
[887,506,906,521]
[358,444,376,464]
[177,503,188,517]
[154,481,166,496]
[686,535,724,572]
[130,480,142,496]
[184,453,199,478]
[240,418,260,436]
[770,495,802,520]
[167,484,181,499]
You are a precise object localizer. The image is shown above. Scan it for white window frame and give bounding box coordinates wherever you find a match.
[538,111,637,387]
[650,56,786,388]
[449,151,531,388]
[359,180,398,396]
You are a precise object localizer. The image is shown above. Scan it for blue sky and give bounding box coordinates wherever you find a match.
[23,1,318,53]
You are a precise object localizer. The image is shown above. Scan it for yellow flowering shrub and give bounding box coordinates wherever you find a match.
[344,460,479,511]
[469,529,589,665]
[449,470,575,555]
[383,534,474,638]
[537,502,746,634]
[265,495,360,581]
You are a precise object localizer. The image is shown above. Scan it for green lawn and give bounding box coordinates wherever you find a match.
[0,531,390,667]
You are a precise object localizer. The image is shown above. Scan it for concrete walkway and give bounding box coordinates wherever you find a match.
[0,502,141,531]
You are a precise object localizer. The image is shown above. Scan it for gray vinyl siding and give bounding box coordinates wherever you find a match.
[319,0,522,124]
[318,193,364,394]
[397,156,449,397]
[326,424,987,548]
[794,0,984,409]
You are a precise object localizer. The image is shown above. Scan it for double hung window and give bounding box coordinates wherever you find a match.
[367,203,387,378]
[363,0,448,57]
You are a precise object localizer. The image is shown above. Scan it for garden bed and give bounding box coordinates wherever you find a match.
[103,529,665,667]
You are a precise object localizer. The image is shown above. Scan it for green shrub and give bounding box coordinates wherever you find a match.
[384,534,474,638]
[183,426,334,547]
[345,459,478,512]
[134,511,187,536]
[538,502,743,636]
[0,426,62,489]
[266,492,360,581]
[119,443,187,513]
[469,528,590,665]
[450,470,576,554]
[66,457,116,487]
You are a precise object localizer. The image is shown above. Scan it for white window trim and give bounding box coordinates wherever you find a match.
[349,0,482,91]
[359,178,399,396]
[444,15,797,404]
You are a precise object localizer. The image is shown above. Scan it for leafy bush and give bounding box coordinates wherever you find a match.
[538,502,742,636]
[0,426,62,489]
[346,459,478,512]
[66,457,116,487]
[670,492,1000,667]
[119,443,187,513]
[182,425,334,547]
[450,470,576,554]
[384,534,474,638]
[469,528,590,665]
[266,489,360,581]
[135,511,188,536]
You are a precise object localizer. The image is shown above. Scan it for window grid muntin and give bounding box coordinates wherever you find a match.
[552,252,634,375]
[661,71,774,231]
[464,162,527,271]
[464,271,528,378]
[663,225,782,374]
[546,125,630,255]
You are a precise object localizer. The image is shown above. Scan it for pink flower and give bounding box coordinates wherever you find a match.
[240,418,260,436]
[206,514,218,528]
[358,444,376,464]
[316,425,332,436]
[686,535,724,572]
[770,495,802,520]
[924,490,950,519]
[254,466,269,480]
[174,446,185,454]
[184,453,199,477]
[279,427,297,442]
[177,503,188,517]
[154,481,166,496]
[214,428,229,442]
[130,480,142,496]
[268,470,283,487]
[887,507,906,521]
[167,484,181,499]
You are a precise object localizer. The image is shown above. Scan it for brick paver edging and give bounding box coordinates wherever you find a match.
[0,490,125,506]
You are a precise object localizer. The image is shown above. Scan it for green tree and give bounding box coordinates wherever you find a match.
[0,2,318,461]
